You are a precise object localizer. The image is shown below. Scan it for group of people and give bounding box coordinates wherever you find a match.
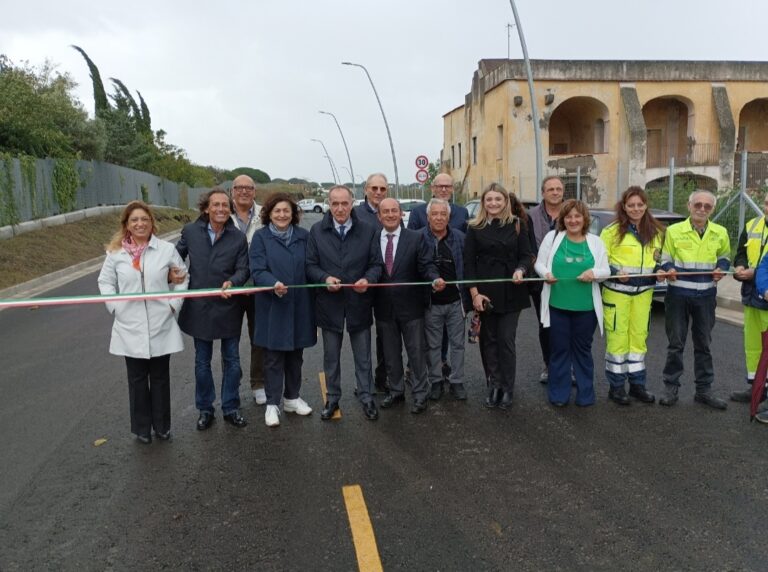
[97,171,768,445]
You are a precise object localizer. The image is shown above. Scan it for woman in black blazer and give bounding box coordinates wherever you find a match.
[464,183,534,409]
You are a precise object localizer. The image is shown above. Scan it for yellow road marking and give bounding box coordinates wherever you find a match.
[342,485,383,572]
[318,372,342,419]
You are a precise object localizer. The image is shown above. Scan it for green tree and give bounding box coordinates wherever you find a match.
[0,56,104,159]
[70,45,109,118]
[231,167,270,183]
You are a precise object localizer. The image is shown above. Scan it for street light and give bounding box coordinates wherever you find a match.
[508,0,543,198]
[319,110,357,198]
[310,138,339,184]
[341,61,400,199]
[340,166,361,187]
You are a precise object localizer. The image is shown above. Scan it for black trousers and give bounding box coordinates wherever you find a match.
[242,294,265,390]
[529,289,551,366]
[124,354,171,437]
[479,311,521,392]
[263,348,304,406]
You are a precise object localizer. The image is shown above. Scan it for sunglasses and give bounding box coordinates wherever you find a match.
[368,186,387,192]
[692,202,713,211]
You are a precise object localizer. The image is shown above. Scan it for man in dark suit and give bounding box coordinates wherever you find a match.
[407,173,469,232]
[353,172,389,394]
[375,198,442,414]
[306,185,383,421]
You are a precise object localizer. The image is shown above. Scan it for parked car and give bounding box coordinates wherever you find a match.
[398,199,425,227]
[465,199,480,220]
[298,199,329,214]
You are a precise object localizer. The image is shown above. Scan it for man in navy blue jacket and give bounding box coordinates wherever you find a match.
[407,173,469,232]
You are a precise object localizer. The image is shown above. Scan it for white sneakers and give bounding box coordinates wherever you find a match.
[253,388,267,405]
[283,397,313,416]
[263,397,312,426]
[265,405,280,427]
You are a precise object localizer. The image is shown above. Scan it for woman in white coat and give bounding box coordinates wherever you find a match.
[534,199,610,407]
[98,201,189,444]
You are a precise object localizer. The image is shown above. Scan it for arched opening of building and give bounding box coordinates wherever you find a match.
[737,98,768,152]
[642,96,708,168]
[548,97,609,155]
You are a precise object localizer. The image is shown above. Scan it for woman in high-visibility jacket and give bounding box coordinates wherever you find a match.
[599,187,664,406]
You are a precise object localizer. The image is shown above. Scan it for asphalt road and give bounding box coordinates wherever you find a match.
[1,213,766,570]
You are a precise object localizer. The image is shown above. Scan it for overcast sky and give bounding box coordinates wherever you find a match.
[2,0,766,185]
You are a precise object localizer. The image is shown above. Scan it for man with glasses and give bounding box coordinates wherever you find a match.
[527,176,565,383]
[353,173,390,394]
[407,173,469,232]
[307,185,383,421]
[658,190,731,409]
[354,173,389,228]
[420,198,469,401]
[229,175,267,405]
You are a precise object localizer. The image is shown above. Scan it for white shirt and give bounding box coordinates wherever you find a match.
[334,218,352,235]
[380,226,402,261]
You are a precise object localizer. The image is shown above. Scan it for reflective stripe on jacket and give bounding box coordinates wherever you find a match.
[659,218,730,297]
[600,222,662,295]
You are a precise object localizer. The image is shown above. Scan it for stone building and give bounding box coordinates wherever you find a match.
[442,59,768,206]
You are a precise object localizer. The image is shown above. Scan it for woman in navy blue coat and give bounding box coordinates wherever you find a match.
[250,193,317,427]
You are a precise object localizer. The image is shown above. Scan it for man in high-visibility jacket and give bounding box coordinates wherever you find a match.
[732,196,768,403]
[659,190,730,409]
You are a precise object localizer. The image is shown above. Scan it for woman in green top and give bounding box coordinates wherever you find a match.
[534,200,610,406]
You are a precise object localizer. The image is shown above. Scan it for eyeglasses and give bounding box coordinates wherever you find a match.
[233,186,255,192]
[433,184,452,190]
[368,186,387,193]
[692,202,714,211]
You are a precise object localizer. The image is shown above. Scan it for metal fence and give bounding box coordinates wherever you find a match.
[0,157,209,227]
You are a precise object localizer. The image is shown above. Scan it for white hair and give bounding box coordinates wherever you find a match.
[426,198,451,216]
[688,189,717,209]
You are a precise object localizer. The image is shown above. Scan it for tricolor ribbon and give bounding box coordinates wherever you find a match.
[0,270,733,310]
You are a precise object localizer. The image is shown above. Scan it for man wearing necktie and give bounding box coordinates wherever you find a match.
[374,198,442,414]
[306,186,383,421]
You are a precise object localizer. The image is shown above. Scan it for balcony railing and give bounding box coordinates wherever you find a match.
[646,142,719,169]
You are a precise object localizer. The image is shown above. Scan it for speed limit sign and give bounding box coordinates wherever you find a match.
[415,155,429,169]
[415,169,429,184]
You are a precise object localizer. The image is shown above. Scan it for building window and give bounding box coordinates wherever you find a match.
[458,143,462,168]
[472,136,477,165]
[451,145,455,168]
[496,125,503,160]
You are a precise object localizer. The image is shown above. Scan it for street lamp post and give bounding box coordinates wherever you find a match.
[319,110,357,198]
[508,0,543,199]
[310,138,339,184]
[341,61,400,199]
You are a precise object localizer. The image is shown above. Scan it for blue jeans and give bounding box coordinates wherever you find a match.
[549,307,597,406]
[194,337,242,415]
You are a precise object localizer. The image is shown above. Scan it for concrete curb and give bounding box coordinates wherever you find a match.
[0,231,181,307]
[0,205,182,240]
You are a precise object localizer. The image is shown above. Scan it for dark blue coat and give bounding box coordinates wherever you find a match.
[407,202,469,232]
[249,226,317,351]
[420,225,471,310]
[176,216,250,340]
[353,200,382,229]
[306,210,383,333]
[374,228,438,322]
